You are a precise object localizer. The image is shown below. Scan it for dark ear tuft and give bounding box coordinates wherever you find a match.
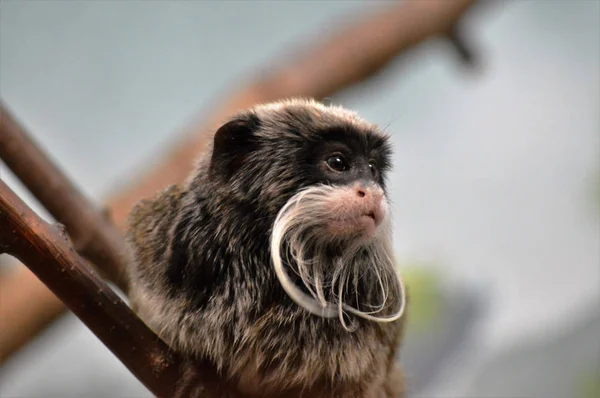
[209,112,261,181]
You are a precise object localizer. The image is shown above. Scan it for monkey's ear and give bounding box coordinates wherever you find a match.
[208,113,261,181]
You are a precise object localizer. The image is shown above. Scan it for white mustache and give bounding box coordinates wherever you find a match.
[270,184,406,331]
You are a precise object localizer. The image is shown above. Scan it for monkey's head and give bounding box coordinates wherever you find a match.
[203,98,405,330]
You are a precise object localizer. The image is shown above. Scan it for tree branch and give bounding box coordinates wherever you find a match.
[0,179,180,397]
[0,104,129,293]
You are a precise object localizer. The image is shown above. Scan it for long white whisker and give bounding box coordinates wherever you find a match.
[270,185,406,326]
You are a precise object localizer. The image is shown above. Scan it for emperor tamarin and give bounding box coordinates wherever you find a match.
[126,98,407,397]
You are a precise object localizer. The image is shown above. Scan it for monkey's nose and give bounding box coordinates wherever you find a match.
[355,185,383,202]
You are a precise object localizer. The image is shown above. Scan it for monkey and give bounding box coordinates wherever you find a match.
[125,98,407,398]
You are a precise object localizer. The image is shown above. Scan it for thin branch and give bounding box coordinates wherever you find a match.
[0,104,129,293]
[446,26,479,68]
[0,180,180,397]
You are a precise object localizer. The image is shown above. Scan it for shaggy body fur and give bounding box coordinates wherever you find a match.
[126,99,406,397]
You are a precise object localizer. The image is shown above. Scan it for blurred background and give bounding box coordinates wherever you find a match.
[0,1,598,397]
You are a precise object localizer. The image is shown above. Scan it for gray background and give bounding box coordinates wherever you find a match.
[1,1,599,397]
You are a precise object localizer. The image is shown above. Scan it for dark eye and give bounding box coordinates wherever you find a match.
[369,162,378,177]
[326,155,349,172]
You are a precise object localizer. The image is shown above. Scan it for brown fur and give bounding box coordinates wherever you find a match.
[126,99,406,397]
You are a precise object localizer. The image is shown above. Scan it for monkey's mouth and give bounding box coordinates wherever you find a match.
[359,208,383,225]
[356,211,377,226]
[327,209,382,239]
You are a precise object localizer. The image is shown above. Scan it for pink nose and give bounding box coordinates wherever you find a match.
[355,185,383,202]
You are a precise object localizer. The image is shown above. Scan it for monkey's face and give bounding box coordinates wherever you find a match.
[303,125,392,244]
[208,102,392,238]
[208,100,404,327]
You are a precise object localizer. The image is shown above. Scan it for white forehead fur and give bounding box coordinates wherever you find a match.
[253,98,357,118]
[252,98,385,137]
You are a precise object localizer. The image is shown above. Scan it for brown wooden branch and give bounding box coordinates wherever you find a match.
[0,0,483,370]
[0,104,129,293]
[0,179,180,397]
